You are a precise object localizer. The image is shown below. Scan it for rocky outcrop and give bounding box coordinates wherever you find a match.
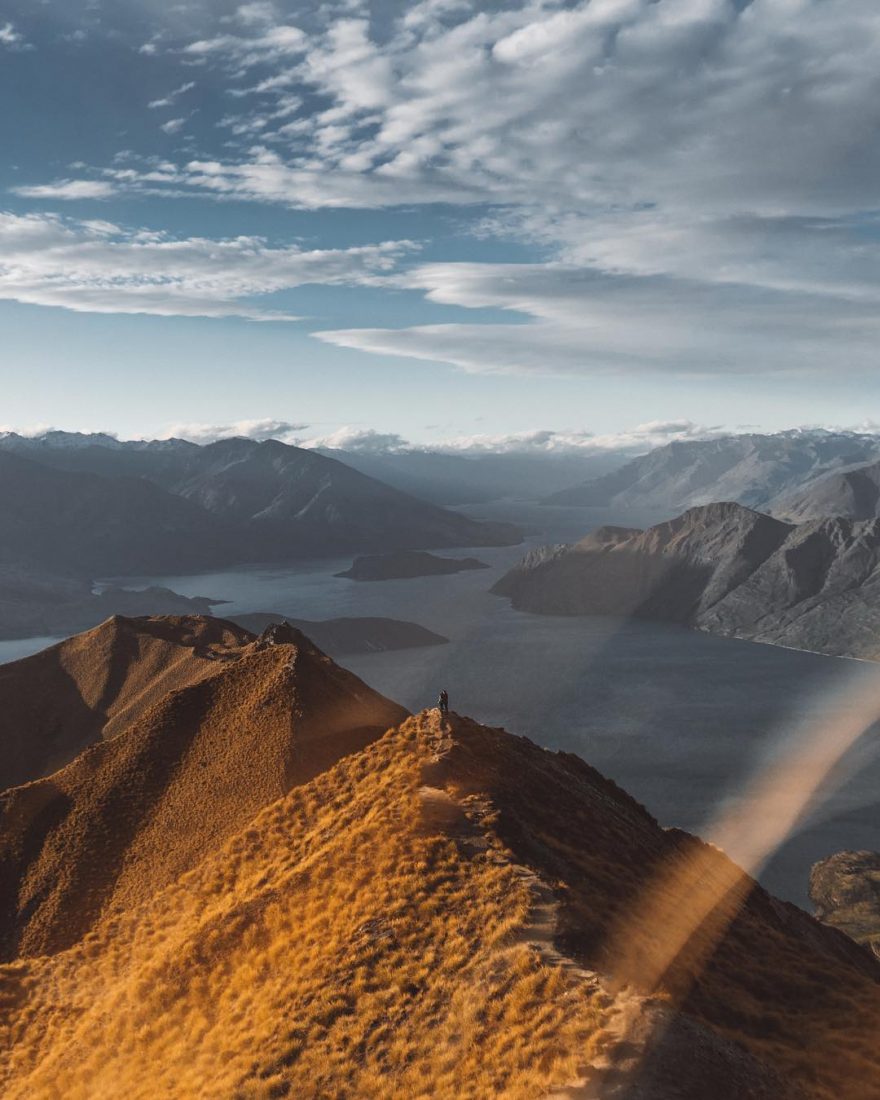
[335,549,490,581]
[493,502,880,659]
[810,850,880,958]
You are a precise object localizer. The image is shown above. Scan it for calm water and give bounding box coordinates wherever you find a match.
[4,501,880,905]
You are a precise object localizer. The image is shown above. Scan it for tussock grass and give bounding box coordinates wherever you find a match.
[0,714,606,1099]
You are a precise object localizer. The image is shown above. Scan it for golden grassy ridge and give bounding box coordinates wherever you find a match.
[0,614,255,791]
[0,624,407,961]
[0,712,607,1099]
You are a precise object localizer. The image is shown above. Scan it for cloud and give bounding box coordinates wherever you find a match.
[148,81,196,109]
[298,427,411,453]
[183,23,307,66]
[160,418,307,444]
[12,179,116,200]
[0,211,417,319]
[235,3,279,25]
[0,422,56,439]
[428,422,727,456]
[316,260,880,377]
[296,420,727,456]
[160,117,187,135]
[114,1,880,220]
[0,22,28,50]
[13,1,880,380]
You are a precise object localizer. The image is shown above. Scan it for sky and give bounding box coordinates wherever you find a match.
[1,0,880,451]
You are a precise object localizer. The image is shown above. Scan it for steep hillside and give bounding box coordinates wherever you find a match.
[0,615,254,792]
[163,438,521,552]
[811,851,880,957]
[545,431,880,513]
[0,621,407,960]
[493,502,880,659]
[0,450,242,576]
[2,711,879,1099]
[776,459,880,521]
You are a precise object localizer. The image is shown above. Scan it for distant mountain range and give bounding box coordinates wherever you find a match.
[545,431,880,519]
[0,432,520,580]
[494,501,880,659]
[3,615,879,1097]
[318,445,628,504]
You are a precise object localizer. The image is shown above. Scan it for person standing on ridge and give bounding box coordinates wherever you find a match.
[438,689,449,716]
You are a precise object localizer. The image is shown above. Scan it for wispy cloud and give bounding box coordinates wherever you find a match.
[12,1,880,382]
[0,212,417,320]
[0,22,29,50]
[316,260,880,378]
[12,179,116,200]
[148,81,196,110]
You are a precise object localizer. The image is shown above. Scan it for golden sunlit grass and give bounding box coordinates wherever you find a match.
[0,713,607,1099]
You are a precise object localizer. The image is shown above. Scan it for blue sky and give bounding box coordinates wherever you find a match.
[2,0,880,451]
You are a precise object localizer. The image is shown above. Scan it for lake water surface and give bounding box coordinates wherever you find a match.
[4,502,880,906]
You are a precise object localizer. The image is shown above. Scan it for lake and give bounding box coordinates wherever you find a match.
[3,501,880,905]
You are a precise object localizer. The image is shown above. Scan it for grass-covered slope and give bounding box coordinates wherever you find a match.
[0,615,254,792]
[3,710,880,1099]
[0,621,407,961]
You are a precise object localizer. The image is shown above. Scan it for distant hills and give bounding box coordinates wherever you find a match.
[775,458,880,522]
[0,432,522,577]
[494,501,880,659]
[0,563,219,640]
[318,445,628,504]
[546,430,880,518]
[228,612,448,654]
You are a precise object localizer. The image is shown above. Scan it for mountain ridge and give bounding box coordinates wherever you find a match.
[545,431,880,516]
[0,436,521,585]
[494,502,880,659]
[3,702,880,1098]
[0,619,407,961]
